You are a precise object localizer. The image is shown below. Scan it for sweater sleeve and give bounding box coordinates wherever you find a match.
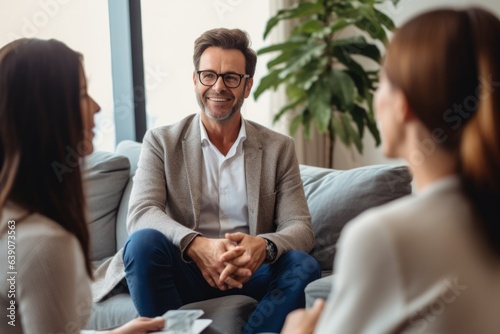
[18,230,92,334]
[314,213,406,334]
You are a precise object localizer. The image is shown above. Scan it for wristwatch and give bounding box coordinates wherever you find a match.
[263,238,277,263]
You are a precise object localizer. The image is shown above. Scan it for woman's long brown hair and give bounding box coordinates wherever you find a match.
[0,38,92,277]
[384,7,500,254]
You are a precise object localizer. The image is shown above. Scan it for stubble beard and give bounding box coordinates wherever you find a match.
[196,85,246,123]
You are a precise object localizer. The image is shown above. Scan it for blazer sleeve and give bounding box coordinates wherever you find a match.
[127,130,199,253]
[259,137,315,257]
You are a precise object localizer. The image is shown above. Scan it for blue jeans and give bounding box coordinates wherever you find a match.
[123,228,321,334]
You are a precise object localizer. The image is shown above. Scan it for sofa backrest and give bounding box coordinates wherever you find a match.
[115,141,143,250]
[83,151,130,265]
[300,164,412,271]
[84,141,412,272]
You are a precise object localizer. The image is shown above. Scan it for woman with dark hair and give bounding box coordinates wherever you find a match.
[281,6,500,334]
[0,38,164,333]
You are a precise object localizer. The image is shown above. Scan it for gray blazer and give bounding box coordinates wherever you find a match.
[92,114,314,302]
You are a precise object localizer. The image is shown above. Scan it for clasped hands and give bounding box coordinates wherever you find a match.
[186,232,267,291]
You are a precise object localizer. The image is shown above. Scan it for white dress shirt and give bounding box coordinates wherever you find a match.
[198,117,249,238]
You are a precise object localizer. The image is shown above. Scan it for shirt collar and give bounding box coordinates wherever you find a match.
[199,115,247,146]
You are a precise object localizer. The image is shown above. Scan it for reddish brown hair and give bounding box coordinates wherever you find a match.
[385,7,500,253]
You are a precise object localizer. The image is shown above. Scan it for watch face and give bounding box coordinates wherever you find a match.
[265,239,277,261]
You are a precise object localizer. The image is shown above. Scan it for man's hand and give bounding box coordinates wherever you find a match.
[280,299,325,334]
[186,236,251,290]
[219,233,267,287]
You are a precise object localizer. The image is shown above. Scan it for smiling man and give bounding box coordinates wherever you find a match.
[93,28,320,334]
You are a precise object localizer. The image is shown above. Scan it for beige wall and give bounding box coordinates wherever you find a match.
[332,0,500,170]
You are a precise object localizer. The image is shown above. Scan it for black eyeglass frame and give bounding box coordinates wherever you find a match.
[196,70,250,88]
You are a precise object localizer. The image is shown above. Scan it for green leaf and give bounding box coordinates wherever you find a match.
[308,80,332,133]
[289,114,303,136]
[330,115,348,145]
[351,104,367,139]
[266,51,294,69]
[253,70,282,100]
[345,69,367,99]
[285,2,325,20]
[263,16,280,39]
[329,17,353,33]
[332,47,374,92]
[273,89,307,123]
[311,18,352,39]
[328,69,358,111]
[355,16,387,42]
[301,108,314,139]
[364,104,381,145]
[279,44,326,78]
[263,2,325,39]
[286,85,306,100]
[292,57,328,90]
[342,113,363,153]
[257,41,304,55]
[294,19,324,35]
[332,36,381,62]
[333,45,366,73]
[374,8,396,30]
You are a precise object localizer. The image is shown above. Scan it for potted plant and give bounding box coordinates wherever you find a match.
[254,0,400,166]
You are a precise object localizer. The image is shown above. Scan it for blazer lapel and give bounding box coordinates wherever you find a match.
[182,114,202,229]
[244,120,263,235]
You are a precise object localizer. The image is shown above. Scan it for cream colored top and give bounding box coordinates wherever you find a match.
[315,176,500,334]
[0,203,94,334]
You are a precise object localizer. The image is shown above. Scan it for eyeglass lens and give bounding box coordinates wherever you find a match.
[198,71,243,88]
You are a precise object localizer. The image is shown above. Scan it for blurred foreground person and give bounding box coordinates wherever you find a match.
[282,6,500,334]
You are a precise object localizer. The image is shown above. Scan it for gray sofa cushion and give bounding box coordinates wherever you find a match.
[300,164,412,270]
[86,292,257,334]
[305,275,334,308]
[87,293,138,330]
[84,151,130,261]
[114,140,143,250]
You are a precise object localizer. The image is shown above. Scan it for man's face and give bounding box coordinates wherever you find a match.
[193,46,253,122]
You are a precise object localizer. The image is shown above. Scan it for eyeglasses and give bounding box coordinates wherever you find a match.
[197,70,250,88]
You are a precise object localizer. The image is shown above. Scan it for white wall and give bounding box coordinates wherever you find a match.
[141,0,273,130]
[0,0,115,151]
[332,0,500,169]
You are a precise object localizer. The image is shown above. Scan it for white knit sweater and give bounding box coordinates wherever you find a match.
[1,203,95,334]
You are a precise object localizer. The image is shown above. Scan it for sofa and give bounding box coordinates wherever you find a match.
[83,140,412,333]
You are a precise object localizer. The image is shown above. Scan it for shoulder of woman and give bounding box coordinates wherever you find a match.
[13,214,84,272]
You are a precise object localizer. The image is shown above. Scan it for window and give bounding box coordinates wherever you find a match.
[140,0,272,129]
[1,0,115,151]
[1,1,276,151]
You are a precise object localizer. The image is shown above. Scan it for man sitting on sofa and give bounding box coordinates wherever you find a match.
[92,28,321,334]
